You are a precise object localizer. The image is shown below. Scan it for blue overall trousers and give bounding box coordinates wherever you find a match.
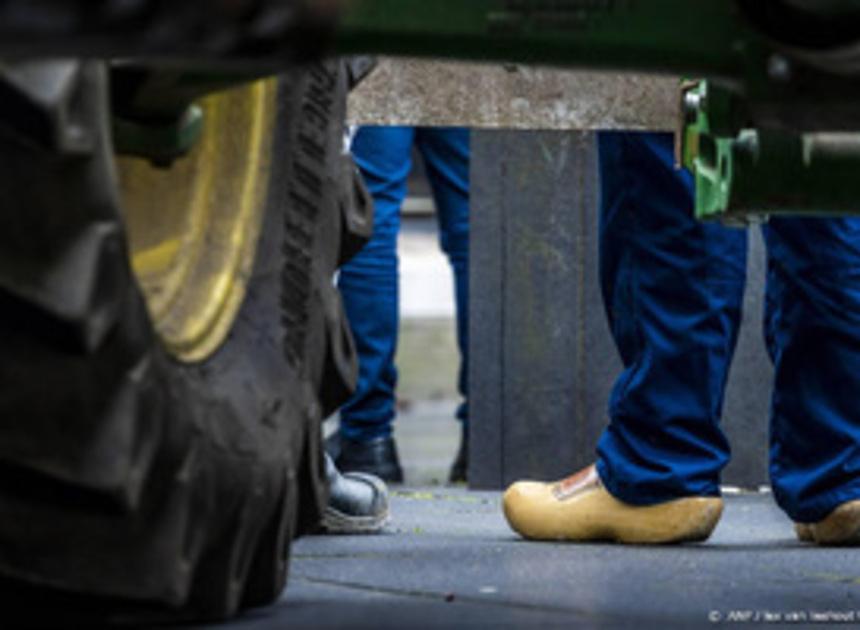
[597,131,860,523]
[338,126,470,442]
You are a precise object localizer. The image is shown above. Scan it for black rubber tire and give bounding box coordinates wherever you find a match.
[0,58,364,623]
[336,152,375,269]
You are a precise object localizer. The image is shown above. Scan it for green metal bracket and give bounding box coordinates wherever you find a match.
[680,80,749,223]
[681,79,860,222]
[681,81,747,171]
[692,129,758,225]
[112,105,204,167]
[700,130,860,222]
[683,96,860,225]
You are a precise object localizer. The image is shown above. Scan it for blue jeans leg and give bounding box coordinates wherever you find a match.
[764,217,860,522]
[338,126,415,442]
[416,127,471,424]
[595,131,746,504]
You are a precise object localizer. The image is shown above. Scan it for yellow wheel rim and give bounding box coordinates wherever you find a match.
[119,79,278,363]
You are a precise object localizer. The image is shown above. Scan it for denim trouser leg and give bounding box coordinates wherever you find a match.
[338,126,415,442]
[597,131,860,518]
[416,127,471,424]
[595,131,746,504]
[764,218,860,521]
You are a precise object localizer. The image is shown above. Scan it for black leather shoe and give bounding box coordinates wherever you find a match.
[321,453,389,534]
[448,424,468,483]
[336,436,404,483]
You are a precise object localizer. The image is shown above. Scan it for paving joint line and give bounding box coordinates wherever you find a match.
[292,574,596,619]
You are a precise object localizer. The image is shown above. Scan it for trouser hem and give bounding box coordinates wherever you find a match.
[596,458,722,507]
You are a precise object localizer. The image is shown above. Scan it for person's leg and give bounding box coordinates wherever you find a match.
[504,131,747,543]
[415,127,471,481]
[336,126,415,482]
[595,132,746,505]
[763,217,860,541]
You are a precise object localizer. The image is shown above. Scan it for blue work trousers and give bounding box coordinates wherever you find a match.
[338,126,470,442]
[597,131,860,523]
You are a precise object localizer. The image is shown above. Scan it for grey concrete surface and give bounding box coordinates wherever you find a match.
[219,490,860,629]
[348,59,678,131]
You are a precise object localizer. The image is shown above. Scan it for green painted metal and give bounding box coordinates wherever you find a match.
[681,79,860,222]
[109,66,272,165]
[785,0,860,13]
[112,105,204,166]
[681,80,748,222]
[336,0,747,79]
[694,130,860,223]
[681,82,745,172]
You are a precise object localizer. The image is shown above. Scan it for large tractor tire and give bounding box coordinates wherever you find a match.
[0,58,370,623]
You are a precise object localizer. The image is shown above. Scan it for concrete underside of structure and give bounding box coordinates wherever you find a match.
[348,59,678,131]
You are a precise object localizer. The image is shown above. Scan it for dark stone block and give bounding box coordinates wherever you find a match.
[469,129,771,490]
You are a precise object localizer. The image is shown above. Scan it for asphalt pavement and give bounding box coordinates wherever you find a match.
[219,219,860,629]
[216,489,860,629]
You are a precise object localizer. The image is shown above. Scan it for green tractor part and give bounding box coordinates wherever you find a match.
[112,103,204,166]
[337,0,860,224]
[3,1,860,132]
[692,128,860,225]
[337,0,743,78]
[11,0,860,216]
[335,0,860,131]
[681,80,860,224]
